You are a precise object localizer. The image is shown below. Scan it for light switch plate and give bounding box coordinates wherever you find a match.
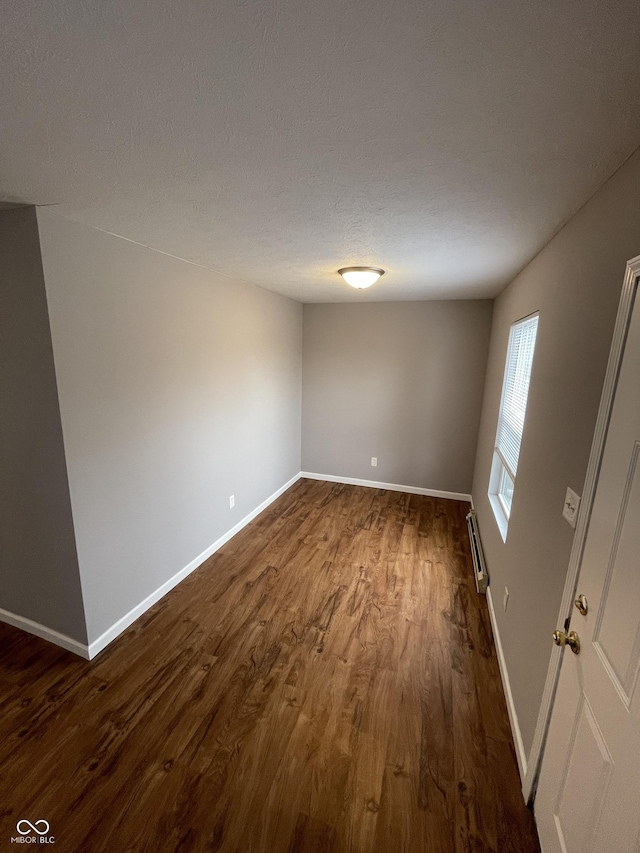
[563,487,581,529]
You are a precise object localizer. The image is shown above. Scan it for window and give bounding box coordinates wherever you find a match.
[489,313,539,540]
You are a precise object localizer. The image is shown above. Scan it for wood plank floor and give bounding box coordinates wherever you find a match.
[0,479,540,852]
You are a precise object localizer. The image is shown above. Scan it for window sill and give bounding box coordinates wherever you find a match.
[488,493,509,542]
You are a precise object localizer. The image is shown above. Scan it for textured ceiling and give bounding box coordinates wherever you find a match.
[2,0,640,302]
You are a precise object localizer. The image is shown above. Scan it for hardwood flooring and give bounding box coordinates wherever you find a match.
[0,479,540,852]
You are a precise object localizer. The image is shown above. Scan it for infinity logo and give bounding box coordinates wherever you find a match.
[16,820,50,836]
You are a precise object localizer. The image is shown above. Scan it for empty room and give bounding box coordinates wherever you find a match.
[1,2,640,851]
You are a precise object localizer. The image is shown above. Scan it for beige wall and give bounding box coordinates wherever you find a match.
[302,301,493,494]
[472,148,640,758]
[0,208,87,642]
[37,210,302,646]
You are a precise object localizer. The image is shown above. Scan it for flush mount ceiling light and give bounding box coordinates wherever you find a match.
[338,266,385,289]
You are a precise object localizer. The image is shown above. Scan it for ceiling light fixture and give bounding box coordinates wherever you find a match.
[338,266,385,289]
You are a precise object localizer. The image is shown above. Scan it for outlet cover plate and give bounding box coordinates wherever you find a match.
[563,487,581,529]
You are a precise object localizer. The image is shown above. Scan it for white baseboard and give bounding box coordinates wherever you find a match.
[1,472,301,661]
[0,608,90,659]
[300,472,471,502]
[486,585,528,785]
[87,472,301,659]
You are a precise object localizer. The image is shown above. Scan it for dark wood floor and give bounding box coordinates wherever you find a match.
[0,479,540,852]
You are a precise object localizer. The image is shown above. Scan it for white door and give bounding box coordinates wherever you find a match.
[535,274,640,853]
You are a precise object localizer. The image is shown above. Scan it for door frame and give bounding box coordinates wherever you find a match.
[523,254,640,804]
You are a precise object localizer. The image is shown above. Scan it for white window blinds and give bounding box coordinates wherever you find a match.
[495,314,539,479]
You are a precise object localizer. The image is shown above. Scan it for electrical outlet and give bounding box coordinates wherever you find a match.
[371,457,377,467]
[563,487,581,529]
[229,495,235,509]
[503,587,509,612]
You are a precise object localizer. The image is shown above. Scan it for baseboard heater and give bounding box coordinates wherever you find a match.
[466,509,488,594]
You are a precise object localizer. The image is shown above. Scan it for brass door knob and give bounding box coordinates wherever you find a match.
[553,629,580,654]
